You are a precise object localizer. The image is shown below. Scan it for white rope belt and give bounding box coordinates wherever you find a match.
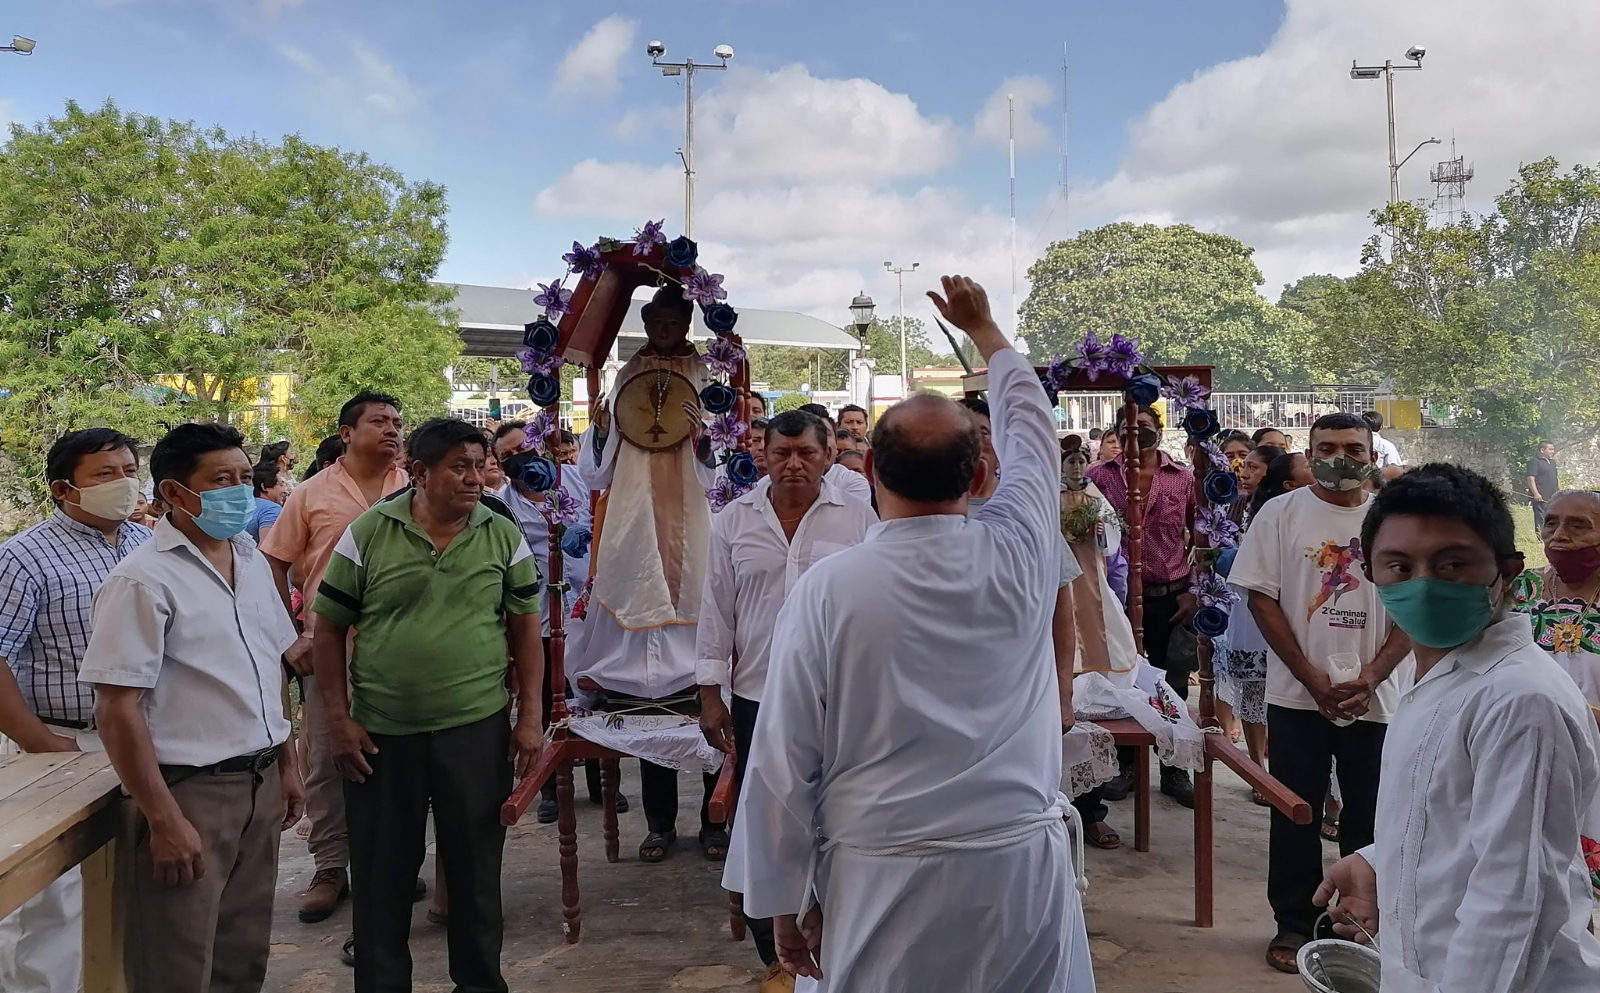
[800,793,1088,919]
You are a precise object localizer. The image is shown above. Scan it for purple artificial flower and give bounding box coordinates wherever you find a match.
[632,219,667,256]
[562,241,605,277]
[1075,330,1111,381]
[706,412,747,451]
[1197,439,1225,470]
[681,267,728,306]
[516,348,564,377]
[1161,374,1211,412]
[706,476,741,511]
[1189,572,1240,610]
[1193,506,1243,549]
[534,280,573,318]
[1044,354,1074,392]
[541,488,583,528]
[521,407,558,452]
[1103,333,1143,379]
[701,336,746,379]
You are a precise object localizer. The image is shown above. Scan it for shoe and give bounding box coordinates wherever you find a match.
[1160,768,1195,809]
[298,867,349,923]
[758,961,795,993]
[340,933,355,968]
[1101,768,1135,803]
[537,793,559,823]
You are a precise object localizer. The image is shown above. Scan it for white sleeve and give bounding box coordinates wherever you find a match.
[694,518,737,690]
[976,349,1058,543]
[726,586,828,919]
[827,463,873,504]
[1229,498,1283,599]
[79,574,170,689]
[1438,693,1594,993]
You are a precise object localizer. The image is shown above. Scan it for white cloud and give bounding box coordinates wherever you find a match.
[554,16,637,94]
[973,75,1054,153]
[1070,0,1600,297]
[534,63,1010,330]
[279,41,427,143]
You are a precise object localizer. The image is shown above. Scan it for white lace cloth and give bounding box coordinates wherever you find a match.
[566,711,727,775]
[1072,662,1207,772]
[1061,722,1119,798]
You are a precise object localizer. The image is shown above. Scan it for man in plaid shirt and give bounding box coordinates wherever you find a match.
[0,428,150,993]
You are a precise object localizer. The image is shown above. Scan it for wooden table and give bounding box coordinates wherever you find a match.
[0,752,127,992]
[1090,717,1312,928]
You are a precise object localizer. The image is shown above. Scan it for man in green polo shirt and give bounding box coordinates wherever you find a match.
[310,417,544,993]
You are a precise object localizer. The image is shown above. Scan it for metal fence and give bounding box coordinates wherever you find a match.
[1210,389,1382,432]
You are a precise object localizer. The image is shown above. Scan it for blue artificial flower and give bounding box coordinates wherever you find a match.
[560,524,593,559]
[1182,407,1221,441]
[1203,469,1240,505]
[701,302,739,336]
[700,382,736,416]
[665,235,699,270]
[515,454,559,493]
[726,452,760,488]
[1192,605,1230,639]
[527,373,562,408]
[1125,372,1162,406]
[523,318,560,353]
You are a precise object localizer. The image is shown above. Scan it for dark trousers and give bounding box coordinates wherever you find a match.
[1072,784,1109,825]
[639,761,718,837]
[1533,501,1549,533]
[1142,589,1190,700]
[1266,704,1385,938]
[732,694,778,966]
[346,710,512,993]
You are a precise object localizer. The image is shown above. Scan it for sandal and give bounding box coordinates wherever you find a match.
[1085,820,1121,850]
[699,826,730,862]
[638,830,676,863]
[426,910,448,927]
[1265,931,1306,974]
[1321,814,1341,843]
[1250,790,1271,807]
[340,934,356,968]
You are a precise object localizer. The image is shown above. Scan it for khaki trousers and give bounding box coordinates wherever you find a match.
[121,763,282,993]
[300,673,348,871]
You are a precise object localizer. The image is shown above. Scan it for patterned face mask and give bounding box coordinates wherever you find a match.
[1311,454,1371,492]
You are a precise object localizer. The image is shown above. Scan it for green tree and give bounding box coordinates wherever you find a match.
[772,392,810,414]
[0,100,458,508]
[1020,222,1325,389]
[860,316,956,377]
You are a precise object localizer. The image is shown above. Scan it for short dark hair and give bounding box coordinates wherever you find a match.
[765,410,830,449]
[834,427,855,440]
[1219,430,1252,448]
[1310,412,1372,446]
[839,404,868,419]
[338,391,402,429]
[799,403,833,424]
[957,397,990,420]
[253,463,281,496]
[836,450,865,465]
[870,401,980,503]
[408,418,487,467]
[260,440,291,465]
[1361,410,1384,432]
[150,423,247,488]
[1251,427,1287,445]
[750,416,770,432]
[305,434,344,480]
[1361,463,1517,562]
[45,428,140,485]
[558,429,577,445]
[1247,447,1294,518]
[1088,428,1103,441]
[1138,404,1164,430]
[493,420,528,442]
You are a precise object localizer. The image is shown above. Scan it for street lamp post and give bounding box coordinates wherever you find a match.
[849,292,877,412]
[1350,46,1430,204]
[1,35,36,55]
[883,261,919,395]
[648,40,733,240]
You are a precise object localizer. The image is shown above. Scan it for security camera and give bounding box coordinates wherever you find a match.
[1406,45,1426,61]
[714,44,734,61]
[646,40,665,58]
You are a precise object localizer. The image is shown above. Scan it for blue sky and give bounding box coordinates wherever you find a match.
[7,1,1598,328]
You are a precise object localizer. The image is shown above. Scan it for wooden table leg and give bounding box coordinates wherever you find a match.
[556,761,581,943]
[1134,745,1151,853]
[600,758,620,864]
[81,839,126,993]
[1194,756,1214,928]
[729,889,746,941]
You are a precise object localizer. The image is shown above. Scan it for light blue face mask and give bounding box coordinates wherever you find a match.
[179,483,255,539]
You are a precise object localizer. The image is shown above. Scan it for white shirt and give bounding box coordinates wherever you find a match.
[79,518,295,767]
[1230,485,1401,722]
[823,462,872,504]
[1372,432,1402,468]
[695,473,877,703]
[733,347,1066,916]
[1357,616,1600,992]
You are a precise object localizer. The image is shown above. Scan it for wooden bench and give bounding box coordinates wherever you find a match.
[0,751,127,992]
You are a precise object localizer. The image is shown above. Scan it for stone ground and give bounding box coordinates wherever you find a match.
[263,763,1310,993]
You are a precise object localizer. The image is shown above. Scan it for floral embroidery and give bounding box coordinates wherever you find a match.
[1513,570,1600,656]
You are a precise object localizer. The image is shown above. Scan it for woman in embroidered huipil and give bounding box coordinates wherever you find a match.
[1513,488,1600,897]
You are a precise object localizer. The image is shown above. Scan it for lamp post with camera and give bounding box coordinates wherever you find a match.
[648,39,733,240]
[1349,45,1436,205]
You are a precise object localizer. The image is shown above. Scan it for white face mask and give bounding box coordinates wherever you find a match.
[69,476,141,521]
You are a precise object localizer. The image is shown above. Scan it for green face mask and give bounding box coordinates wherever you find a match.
[1311,454,1371,492]
[1376,576,1500,649]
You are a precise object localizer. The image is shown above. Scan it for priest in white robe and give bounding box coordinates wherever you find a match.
[726,275,1096,992]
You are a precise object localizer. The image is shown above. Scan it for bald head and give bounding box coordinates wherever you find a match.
[870,394,981,503]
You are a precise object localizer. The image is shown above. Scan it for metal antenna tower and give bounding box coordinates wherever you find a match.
[1429,136,1475,223]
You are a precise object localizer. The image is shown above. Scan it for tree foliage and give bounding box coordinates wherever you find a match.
[0,101,459,508]
[1020,222,1324,389]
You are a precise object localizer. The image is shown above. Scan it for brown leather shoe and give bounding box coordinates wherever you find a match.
[298,867,349,923]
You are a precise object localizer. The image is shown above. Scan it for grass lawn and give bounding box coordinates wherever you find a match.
[1511,503,1547,569]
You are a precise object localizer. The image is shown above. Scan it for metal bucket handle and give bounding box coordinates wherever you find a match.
[1315,910,1379,950]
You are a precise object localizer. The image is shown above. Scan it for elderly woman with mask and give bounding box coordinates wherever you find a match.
[1514,488,1600,897]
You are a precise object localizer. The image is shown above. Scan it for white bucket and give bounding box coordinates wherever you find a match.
[1297,937,1381,993]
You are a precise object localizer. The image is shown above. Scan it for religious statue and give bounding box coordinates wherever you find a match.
[1060,441,1138,673]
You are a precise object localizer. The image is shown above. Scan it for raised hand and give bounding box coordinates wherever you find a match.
[927,275,1008,361]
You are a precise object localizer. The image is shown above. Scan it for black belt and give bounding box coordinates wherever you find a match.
[1143,579,1189,598]
[160,747,279,784]
[40,716,91,731]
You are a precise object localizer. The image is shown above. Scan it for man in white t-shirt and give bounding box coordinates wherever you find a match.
[1362,411,1402,468]
[1229,412,1412,975]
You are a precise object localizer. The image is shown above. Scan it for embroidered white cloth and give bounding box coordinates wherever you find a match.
[1072,662,1206,772]
[1062,722,1119,798]
[565,710,725,775]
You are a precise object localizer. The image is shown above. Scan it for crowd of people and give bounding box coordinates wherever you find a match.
[0,274,1597,993]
